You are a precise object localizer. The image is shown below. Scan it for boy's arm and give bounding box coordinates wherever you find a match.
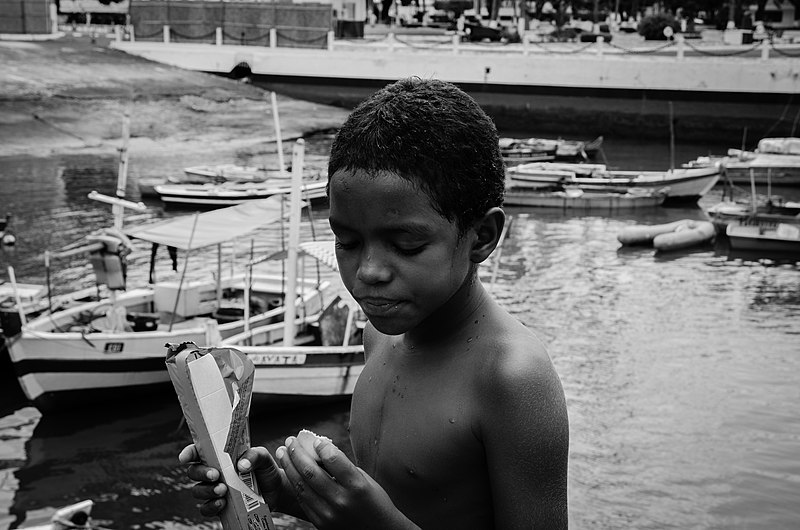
[482,340,570,529]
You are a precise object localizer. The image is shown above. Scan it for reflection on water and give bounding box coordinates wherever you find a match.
[5,400,350,529]
[2,140,800,529]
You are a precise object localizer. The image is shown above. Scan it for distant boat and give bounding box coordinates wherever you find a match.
[703,199,800,233]
[504,185,668,210]
[154,179,328,207]
[726,222,800,256]
[137,166,291,197]
[507,162,721,203]
[686,137,800,186]
[499,136,603,165]
[183,163,288,182]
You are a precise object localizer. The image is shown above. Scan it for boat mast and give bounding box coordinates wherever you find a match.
[270,92,286,176]
[113,111,131,230]
[282,139,304,346]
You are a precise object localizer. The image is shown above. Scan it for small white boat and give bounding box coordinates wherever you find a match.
[155,179,328,207]
[499,136,603,165]
[726,222,800,256]
[504,185,668,210]
[6,197,326,412]
[183,163,287,182]
[686,137,800,186]
[507,162,721,203]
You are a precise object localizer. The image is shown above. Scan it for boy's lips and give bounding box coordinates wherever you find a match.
[357,297,403,316]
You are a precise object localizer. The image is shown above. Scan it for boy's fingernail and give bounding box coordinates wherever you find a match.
[276,446,286,459]
[284,436,294,447]
[206,470,216,481]
[239,459,251,471]
[213,483,226,495]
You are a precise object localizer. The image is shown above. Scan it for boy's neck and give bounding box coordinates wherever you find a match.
[404,266,488,347]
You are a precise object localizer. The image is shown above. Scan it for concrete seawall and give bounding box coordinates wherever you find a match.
[111,37,800,142]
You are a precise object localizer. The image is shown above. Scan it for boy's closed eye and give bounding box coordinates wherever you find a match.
[334,237,428,256]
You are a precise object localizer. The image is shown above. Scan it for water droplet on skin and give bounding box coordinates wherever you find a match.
[408,468,416,476]
[467,337,473,343]
[449,418,456,424]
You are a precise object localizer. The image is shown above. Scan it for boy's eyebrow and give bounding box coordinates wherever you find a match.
[329,218,434,237]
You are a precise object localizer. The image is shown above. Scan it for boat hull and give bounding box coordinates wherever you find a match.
[8,322,211,411]
[508,164,720,203]
[726,223,800,255]
[723,165,800,186]
[155,180,328,207]
[504,190,666,209]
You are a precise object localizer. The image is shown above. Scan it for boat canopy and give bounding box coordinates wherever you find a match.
[125,196,299,250]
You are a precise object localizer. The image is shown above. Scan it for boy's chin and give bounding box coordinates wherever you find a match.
[366,316,413,336]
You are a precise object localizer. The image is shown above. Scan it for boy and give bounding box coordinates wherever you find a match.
[180,78,569,529]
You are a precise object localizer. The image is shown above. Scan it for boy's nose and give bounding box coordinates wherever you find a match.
[356,251,391,284]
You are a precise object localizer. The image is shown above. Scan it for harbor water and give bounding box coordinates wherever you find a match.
[1,135,799,529]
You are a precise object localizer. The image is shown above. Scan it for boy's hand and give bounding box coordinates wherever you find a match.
[278,436,419,529]
[178,443,286,517]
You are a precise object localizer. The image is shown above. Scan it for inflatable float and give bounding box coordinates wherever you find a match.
[617,219,716,251]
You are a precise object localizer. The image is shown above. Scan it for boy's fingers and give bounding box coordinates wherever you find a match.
[198,498,226,517]
[191,481,227,501]
[186,463,220,483]
[314,439,360,487]
[237,446,271,472]
[178,444,199,464]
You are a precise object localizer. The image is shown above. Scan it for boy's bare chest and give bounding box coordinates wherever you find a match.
[349,350,490,513]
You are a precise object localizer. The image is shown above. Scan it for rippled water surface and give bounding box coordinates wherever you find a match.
[1,136,799,529]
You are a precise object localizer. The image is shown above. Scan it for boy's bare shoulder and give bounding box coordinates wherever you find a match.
[478,300,553,380]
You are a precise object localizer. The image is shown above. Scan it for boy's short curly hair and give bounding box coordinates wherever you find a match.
[328,77,506,233]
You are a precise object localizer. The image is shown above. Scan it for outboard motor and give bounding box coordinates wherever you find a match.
[87,228,133,291]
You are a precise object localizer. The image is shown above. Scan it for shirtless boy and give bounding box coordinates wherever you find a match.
[180,78,569,529]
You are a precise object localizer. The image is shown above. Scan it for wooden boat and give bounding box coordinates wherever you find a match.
[137,167,290,198]
[499,135,603,165]
[504,185,668,210]
[686,138,800,186]
[703,199,800,233]
[617,219,715,251]
[507,162,721,203]
[183,163,287,182]
[8,140,365,412]
[155,179,328,207]
[223,240,365,406]
[5,198,330,412]
[726,222,800,256]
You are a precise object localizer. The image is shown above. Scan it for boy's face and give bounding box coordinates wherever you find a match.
[328,169,473,336]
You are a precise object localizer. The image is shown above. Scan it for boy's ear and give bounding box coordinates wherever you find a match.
[470,207,506,263]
